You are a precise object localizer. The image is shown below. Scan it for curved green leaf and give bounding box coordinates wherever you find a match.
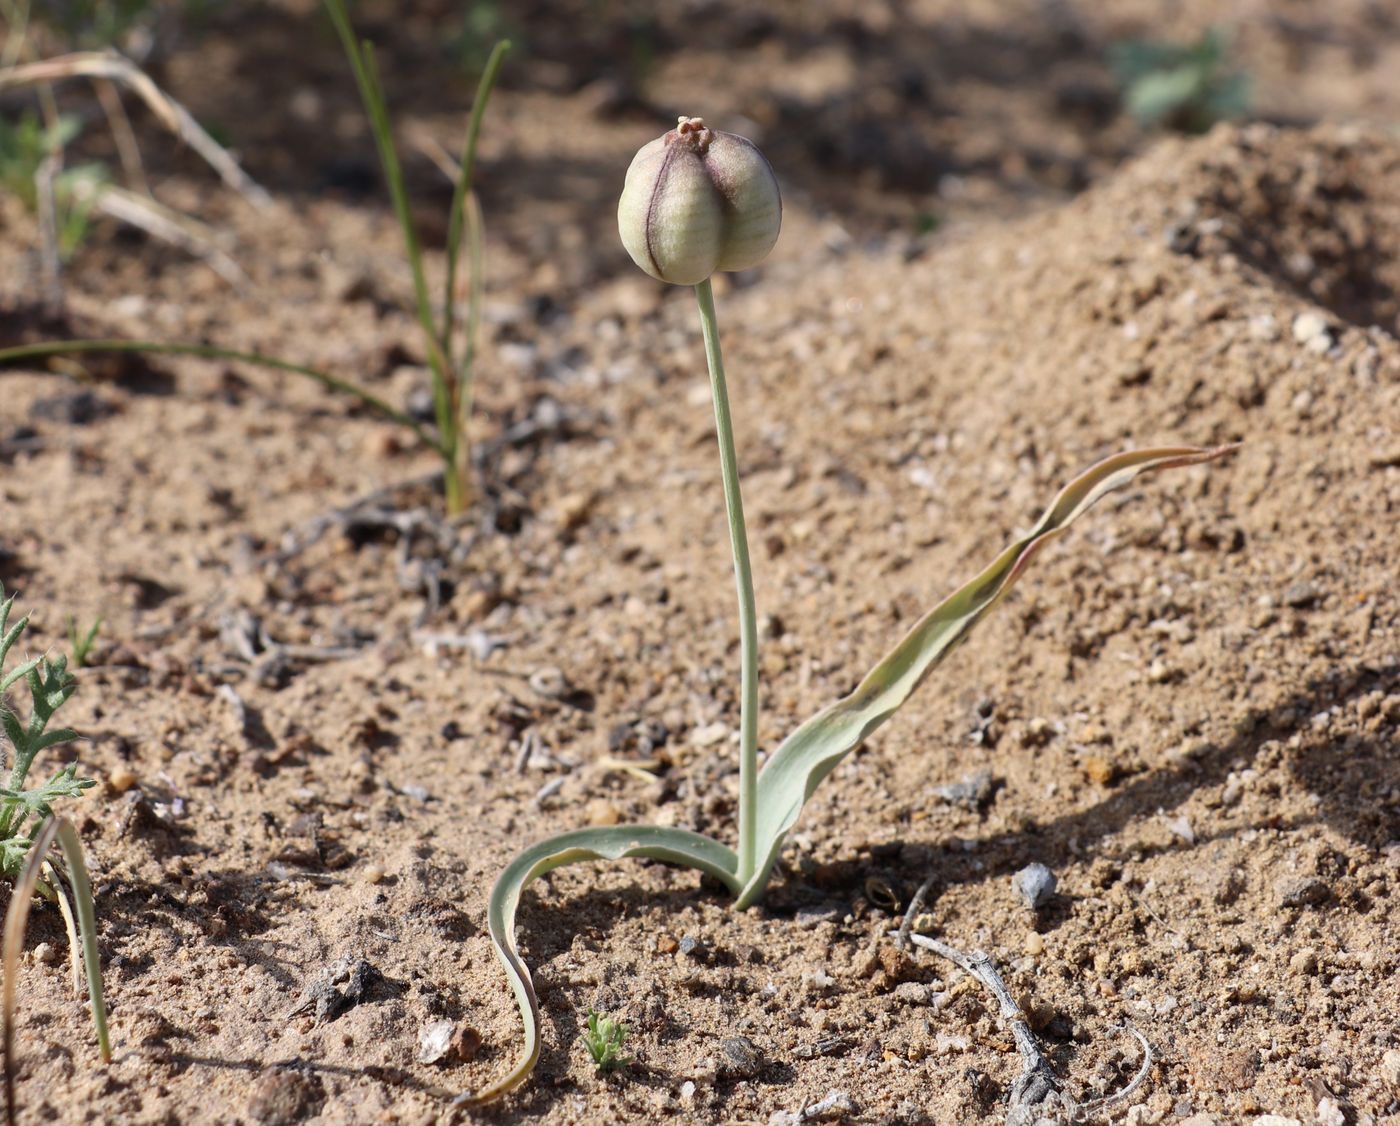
[457,825,739,1107]
[735,444,1237,907]
[3,816,109,1123]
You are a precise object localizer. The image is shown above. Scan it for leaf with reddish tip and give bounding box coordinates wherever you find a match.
[734,445,1237,907]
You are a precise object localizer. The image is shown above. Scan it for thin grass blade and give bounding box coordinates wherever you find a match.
[2,817,108,1125]
[321,0,449,390]
[442,38,508,369]
[52,820,108,1062]
[39,862,81,994]
[3,817,57,1125]
[458,826,739,1107]
[734,444,1237,907]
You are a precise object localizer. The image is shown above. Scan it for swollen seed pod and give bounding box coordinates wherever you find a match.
[618,116,782,286]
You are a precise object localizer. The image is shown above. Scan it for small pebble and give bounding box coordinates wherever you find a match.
[1083,756,1116,785]
[1380,1047,1400,1088]
[107,768,138,794]
[1012,863,1057,911]
[719,1036,764,1079]
[1315,1097,1345,1126]
[362,864,385,885]
[363,429,402,459]
[691,722,729,747]
[1275,876,1328,908]
[933,768,995,810]
[32,942,57,965]
[528,666,569,699]
[1291,310,1335,352]
[1024,932,1045,956]
[892,981,930,1006]
[678,935,698,956]
[1283,580,1318,608]
[1288,949,1317,976]
[553,491,595,532]
[417,1020,455,1065]
[585,799,621,827]
[656,934,678,955]
[247,1066,326,1125]
[1165,814,1196,846]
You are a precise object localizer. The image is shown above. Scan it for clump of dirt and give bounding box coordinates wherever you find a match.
[2,95,1398,1126]
[1181,125,1400,333]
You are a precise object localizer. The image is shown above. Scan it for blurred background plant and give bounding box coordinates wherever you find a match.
[1111,28,1251,134]
[0,1,510,519]
[453,0,524,81]
[0,110,106,259]
[0,0,260,304]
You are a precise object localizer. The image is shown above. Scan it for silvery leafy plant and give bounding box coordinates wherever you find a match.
[459,117,1235,1104]
[0,587,109,1117]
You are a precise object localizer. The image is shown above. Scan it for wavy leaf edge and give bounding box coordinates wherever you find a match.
[457,825,739,1107]
[736,443,1237,905]
[466,442,1238,1101]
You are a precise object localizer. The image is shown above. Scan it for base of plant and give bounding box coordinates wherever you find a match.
[459,443,1237,1105]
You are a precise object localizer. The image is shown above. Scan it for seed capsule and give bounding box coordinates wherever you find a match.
[618,116,782,286]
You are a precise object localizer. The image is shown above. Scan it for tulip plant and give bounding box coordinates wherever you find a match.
[459,117,1235,1105]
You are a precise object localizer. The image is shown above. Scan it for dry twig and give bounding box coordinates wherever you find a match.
[89,182,247,284]
[0,50,271,207]
[904,931,1154,1124]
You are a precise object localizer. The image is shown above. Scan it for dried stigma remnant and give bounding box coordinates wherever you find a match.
[618,116,782,285]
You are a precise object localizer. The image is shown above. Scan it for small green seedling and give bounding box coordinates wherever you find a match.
[65,615,101,669]
[0,586,109,1120]
[0,1,510,517]
[580,1009,629,1075]
[1,0,273,292]
[456,118,1238,1105]
[1111,28,1250,134]
[0,588,97,877]
[0,111,105,258]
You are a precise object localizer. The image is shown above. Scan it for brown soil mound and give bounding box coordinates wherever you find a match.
[2,121,1398,1124]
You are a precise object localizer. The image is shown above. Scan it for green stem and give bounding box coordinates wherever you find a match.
[694,278,760,885]
[442,41,509,516]
[443,38,509,370]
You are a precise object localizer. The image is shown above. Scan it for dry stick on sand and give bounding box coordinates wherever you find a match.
[87,183,248,284]
[0,50,272,208]
[33,148,61,305]
[896,880,1153,1123]
[90,74,150,195]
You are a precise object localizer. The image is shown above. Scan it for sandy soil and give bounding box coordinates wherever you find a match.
[1,3,1399,1124]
